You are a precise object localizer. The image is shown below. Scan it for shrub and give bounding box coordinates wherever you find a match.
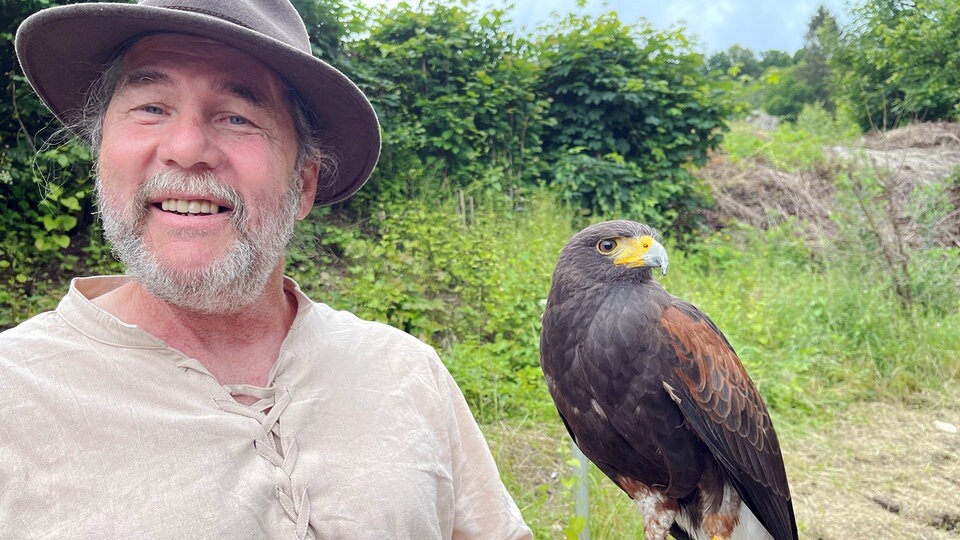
[536,11,729,232]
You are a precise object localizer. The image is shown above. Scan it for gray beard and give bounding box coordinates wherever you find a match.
[97,169,301,314]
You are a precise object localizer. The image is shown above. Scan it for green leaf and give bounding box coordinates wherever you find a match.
[41,214,58,231]
[60,196,81,211]
[53,234,71,249]
[60,215,78,231]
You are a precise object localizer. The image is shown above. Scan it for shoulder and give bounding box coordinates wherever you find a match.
[293,301,449,382]
[307,302,437,355]
[0,310,71,360]
[0,310,83,406]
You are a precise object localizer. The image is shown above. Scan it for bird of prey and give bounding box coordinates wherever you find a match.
[540,220,797,540]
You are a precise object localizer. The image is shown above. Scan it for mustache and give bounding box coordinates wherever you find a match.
[128,170,246,229]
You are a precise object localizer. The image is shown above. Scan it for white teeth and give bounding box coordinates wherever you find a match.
[160,198,221,215]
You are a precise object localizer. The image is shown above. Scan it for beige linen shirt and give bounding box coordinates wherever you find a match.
[0,276,532,539]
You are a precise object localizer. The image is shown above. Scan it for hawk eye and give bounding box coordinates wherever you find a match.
[597,239,618,253]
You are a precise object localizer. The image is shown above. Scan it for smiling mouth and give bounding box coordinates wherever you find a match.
[158,198,228,216]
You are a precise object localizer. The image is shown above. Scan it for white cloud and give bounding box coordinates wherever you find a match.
[357,0,849,54]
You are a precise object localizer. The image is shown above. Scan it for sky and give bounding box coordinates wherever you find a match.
[503,0,850,54]
[363,0,851,56]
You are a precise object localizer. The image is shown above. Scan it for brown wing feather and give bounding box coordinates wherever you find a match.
[659,301,797,540]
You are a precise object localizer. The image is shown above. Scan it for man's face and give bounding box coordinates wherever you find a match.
[96,34,318,313]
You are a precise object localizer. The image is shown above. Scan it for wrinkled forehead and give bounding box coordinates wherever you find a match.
[115,33,289,108]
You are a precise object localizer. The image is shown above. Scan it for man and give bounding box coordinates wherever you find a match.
[1,1,533,538]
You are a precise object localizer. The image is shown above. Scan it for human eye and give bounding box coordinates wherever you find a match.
[140,104,165,115]
[218,112,262,133]
[126,102,168,122]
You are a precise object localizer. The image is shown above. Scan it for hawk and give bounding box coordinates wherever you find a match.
[540,220,797,540]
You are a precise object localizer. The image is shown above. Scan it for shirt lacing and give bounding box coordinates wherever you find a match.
[214,386,312,539]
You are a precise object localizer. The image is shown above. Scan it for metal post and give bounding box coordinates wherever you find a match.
[572,441,591,540]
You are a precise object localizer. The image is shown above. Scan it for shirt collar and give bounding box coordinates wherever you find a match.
[57,275,315,349]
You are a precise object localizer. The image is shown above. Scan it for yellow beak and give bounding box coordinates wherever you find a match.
[613,236,669,276]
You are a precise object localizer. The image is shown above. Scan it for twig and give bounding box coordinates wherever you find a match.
[10,78,37,154]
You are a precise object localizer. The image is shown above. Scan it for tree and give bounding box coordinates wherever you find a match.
[536,12,729,230]
[347,0,548,202]
[759,50,793,71]
[830,0,960,130]
[759,5,838,120]
[707,45,763,79]
[795,5,836,110]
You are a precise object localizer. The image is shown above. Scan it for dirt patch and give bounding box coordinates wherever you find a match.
[698,156,837,236]
[785,396,960,539]
[699,121,960,249]
[862,122,960,150]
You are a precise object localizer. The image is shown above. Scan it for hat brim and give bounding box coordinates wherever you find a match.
[15,3,380,206]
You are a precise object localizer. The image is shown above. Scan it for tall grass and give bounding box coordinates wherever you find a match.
[723,103,861,172]
[293,180,960,425]
[666,223,960,420]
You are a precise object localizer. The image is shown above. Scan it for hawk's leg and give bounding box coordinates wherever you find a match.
[702,490,740,540]
[702,483,772,540]
[618,477,679,540]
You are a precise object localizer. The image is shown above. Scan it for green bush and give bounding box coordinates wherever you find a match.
[536,11,729,231]
[0,1,123,327]
[347,0,548,204]
[552,149,709,234]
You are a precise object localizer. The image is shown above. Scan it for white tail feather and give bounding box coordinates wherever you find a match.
[674,499,773,540]
[730,504,773,540]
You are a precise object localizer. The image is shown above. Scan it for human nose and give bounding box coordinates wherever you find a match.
[156,112,222,171]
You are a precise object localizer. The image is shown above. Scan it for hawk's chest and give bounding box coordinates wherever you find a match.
[541,282,672,403]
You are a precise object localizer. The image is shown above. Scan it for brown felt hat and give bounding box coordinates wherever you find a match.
[14,0,380,206]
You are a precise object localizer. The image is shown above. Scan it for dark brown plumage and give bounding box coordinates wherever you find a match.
[540,220,797,540]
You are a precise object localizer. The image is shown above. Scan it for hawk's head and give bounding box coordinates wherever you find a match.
[555,220,669,287]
